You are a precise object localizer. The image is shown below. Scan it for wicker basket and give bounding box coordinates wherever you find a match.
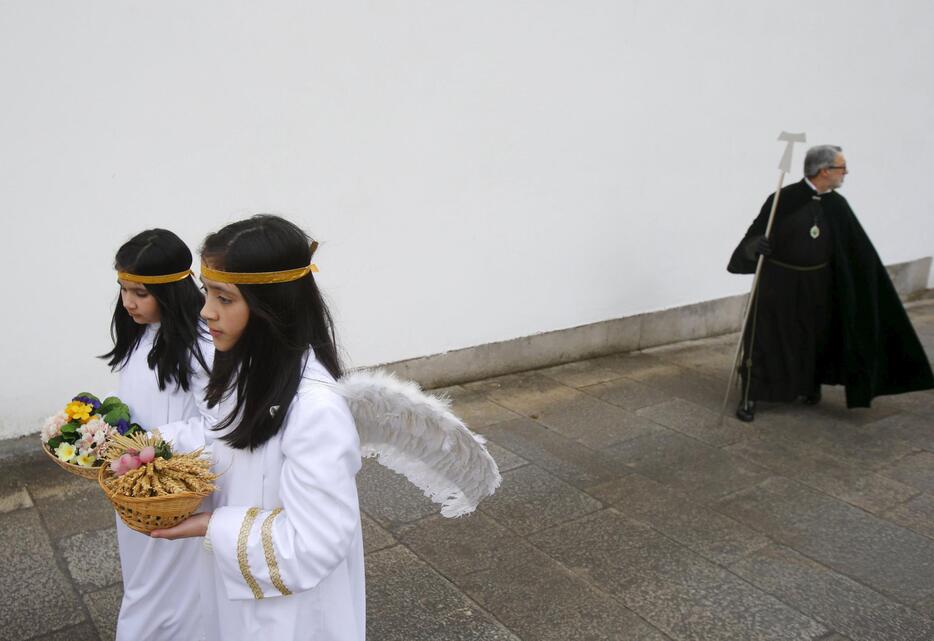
[42,443,102,480]
[98,466,211,534]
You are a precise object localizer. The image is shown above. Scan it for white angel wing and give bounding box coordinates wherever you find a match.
[336,369,501,518]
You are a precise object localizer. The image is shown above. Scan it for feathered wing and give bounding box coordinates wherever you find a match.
[335,369,501,518]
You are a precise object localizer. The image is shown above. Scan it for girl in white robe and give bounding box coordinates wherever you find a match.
[105,229,218,641]
[151,215,366,641]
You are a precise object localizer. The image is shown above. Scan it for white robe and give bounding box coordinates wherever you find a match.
[114,324,218,641]
[201,355,366,641]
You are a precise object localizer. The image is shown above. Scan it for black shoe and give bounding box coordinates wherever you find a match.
[803,390,821,405]
[736,400,756,422]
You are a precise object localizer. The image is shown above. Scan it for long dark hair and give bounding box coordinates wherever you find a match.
[101,229,208,391]
[202,214,342,450]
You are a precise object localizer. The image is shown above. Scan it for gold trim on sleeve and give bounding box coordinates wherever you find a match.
[237,508,264,599]
[261,508,293,596]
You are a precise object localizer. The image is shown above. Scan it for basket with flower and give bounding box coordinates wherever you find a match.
[98,430,217,533]
[41,393,141,480]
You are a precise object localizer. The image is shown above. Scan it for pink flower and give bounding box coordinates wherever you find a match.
[139,446,156,464]
[80,416,112,442]
[41,412,69,442]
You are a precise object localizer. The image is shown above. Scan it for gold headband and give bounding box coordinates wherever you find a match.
[117,269,194,285]
[200,263,319,285]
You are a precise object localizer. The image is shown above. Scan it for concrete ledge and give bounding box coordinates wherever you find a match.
[382,255,932,389]
[887,257,932,300]
[381,294,748,389]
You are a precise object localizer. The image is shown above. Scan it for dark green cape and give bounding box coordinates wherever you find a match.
[728,179,933,408]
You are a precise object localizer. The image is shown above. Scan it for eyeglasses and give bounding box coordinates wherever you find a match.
[828,165,848,172]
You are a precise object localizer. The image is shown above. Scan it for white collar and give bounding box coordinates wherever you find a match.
[804,177,831,195]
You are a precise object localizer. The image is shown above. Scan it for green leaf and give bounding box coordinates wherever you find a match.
[99,396,122,415]
[47,436,62,450]
[103,407,130,426]
[60,423,78,434]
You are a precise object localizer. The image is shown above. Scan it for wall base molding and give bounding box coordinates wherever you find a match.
[379,256,932,389]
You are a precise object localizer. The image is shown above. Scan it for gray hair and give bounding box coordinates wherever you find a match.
[804,145,843,177]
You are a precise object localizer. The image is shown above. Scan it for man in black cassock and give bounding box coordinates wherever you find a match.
[728,145,933,421]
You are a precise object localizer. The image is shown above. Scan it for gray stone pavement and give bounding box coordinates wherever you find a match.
[2,300,933,641]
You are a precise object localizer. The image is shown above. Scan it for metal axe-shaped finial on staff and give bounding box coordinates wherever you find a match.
[718,131,807,425]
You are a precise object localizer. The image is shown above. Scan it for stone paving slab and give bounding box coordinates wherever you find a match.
[884,389,934,417]
[580,376,673,411]
[635,397,749,446]
[729,544,934,641]
[0,486,32,514]
[365,545,519,641]
[36,484,117,542]
[482,441,528,473]
[590,351,678,379]
[533,393,665,449]
[464,372,582,416]
[30,623,100,641]
[454,541,667,641]
[478,464,603,535]
[914,594,934,621]
[81,584,122,641]
[0,509,87,641]
[738,409,919,470]
[880,451,934,493]
[58,528,122,593]
[2,451,90,502]
[437,385,522,432]
[726,435,920,514]
[717,477,934,605]
[538,358,630,388]
[643,336,736,381]
[608,428,772,502]
[618,361,729,413]
[882,492,934,540]
[357,457,444,529]
[361,514,397,555]
[529,509,829,641]
[865,410,934,451]
[1,300,931,641]
[586,473,771,566]
[398,511,528,580]
[480,416,633,489]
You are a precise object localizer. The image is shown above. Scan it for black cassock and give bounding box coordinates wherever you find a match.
[728,179,933,408]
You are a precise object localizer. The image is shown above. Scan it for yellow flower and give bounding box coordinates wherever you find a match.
[55,442,77,463]
[65,402,94,424]
[75,451,97,467]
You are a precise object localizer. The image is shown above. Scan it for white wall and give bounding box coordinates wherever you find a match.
[2,1,932,438]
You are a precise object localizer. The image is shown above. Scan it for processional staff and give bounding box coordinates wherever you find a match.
[718,131,807,425]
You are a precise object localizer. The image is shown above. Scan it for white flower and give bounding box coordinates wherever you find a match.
[80,416,108,438]
[54,442,77,463]
[78,416,113,454]
[75,450,97,467]
[41,412,69,442]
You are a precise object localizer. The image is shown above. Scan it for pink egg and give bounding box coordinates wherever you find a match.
[110,459,126,476]
[126,455,141,470]
[139,446,156,464]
